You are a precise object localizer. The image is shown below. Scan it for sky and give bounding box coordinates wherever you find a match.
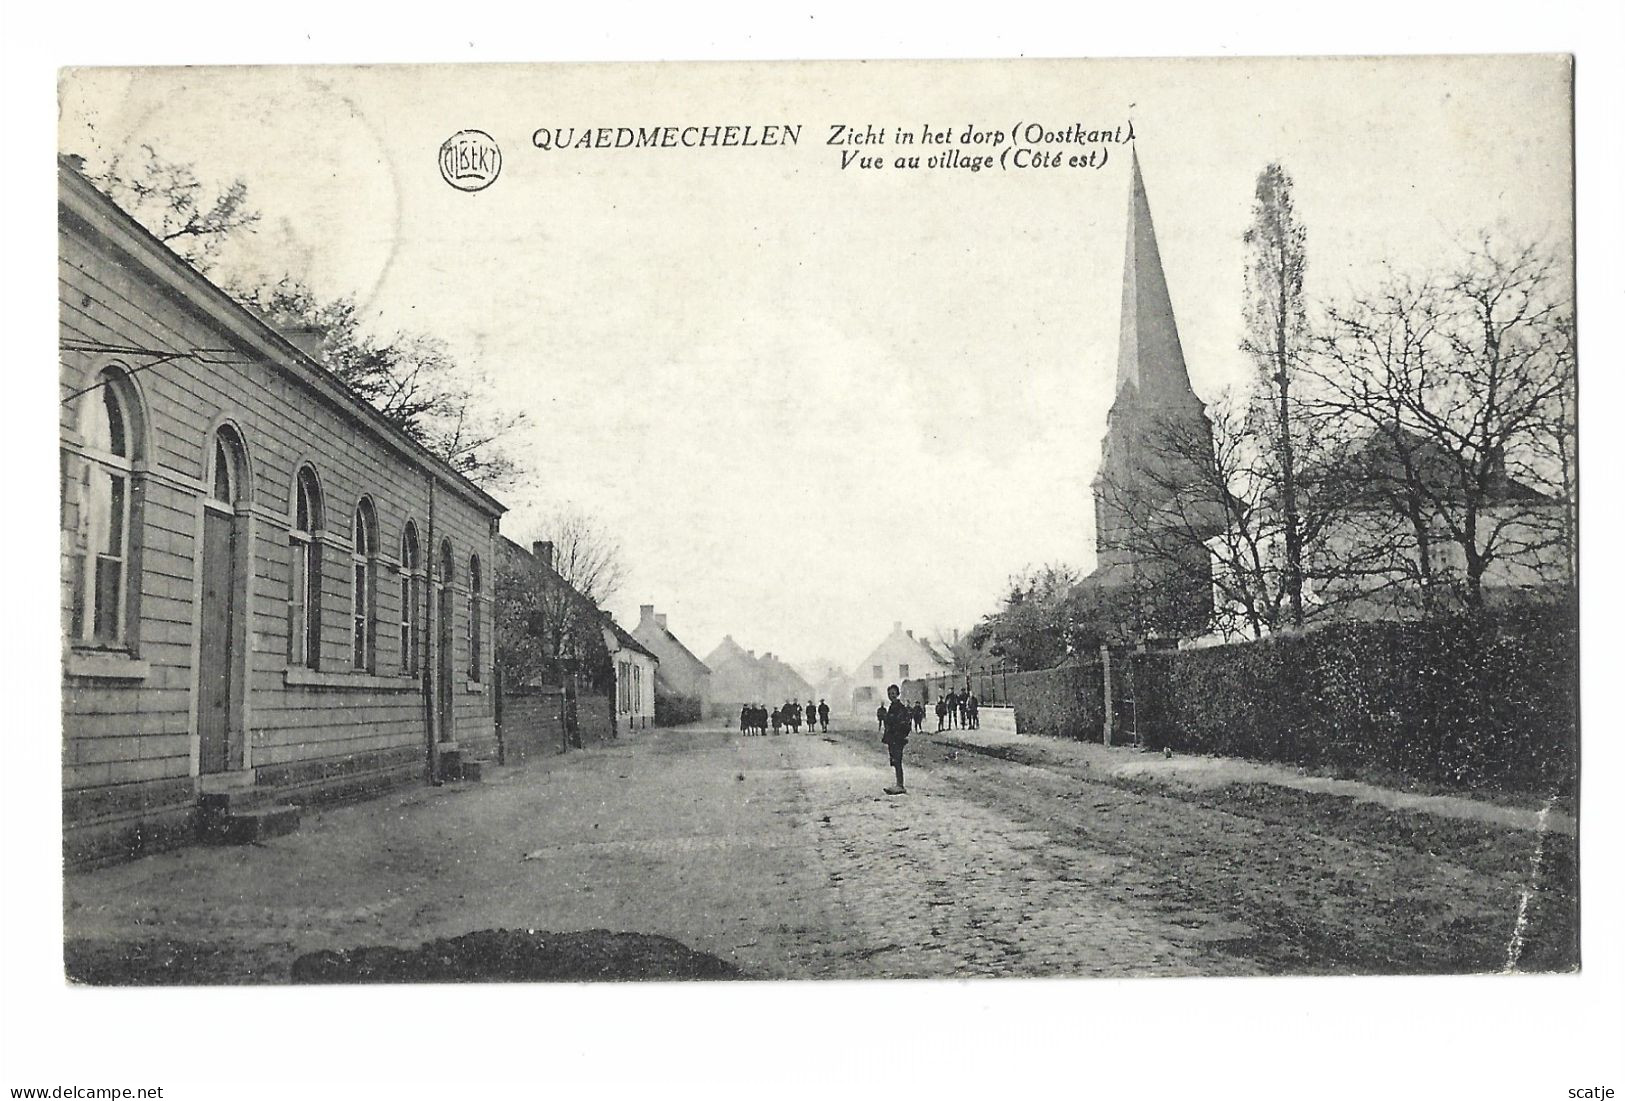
[57,56,1573,672]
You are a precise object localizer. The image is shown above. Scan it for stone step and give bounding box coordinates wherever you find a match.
[198,787,270,817]
[460,759,490,783]
[436,748,463,782]
[215,805,301,845]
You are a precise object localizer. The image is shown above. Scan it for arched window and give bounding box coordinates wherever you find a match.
[399,522,421,676]
[72,370,142,646]
[288,466,324,668]
[468,554,483,682]
[208,426,250,509]
[351,499,378,671]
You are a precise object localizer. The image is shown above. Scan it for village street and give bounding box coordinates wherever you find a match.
[62,720,1576,983]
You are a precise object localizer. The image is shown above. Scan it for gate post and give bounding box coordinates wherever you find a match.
[1101,644,1113,747]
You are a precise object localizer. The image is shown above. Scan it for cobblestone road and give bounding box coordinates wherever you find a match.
[64,718,1570,981]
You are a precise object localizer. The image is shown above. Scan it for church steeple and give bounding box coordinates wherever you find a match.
[1114,150,1197,406]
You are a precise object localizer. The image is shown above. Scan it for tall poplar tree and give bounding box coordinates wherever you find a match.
[1241,163,1311,625]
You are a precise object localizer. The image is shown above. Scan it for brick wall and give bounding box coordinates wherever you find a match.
[500,688,566,764]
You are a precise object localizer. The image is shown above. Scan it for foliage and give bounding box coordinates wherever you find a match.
[967,564,1120,670]
[86,143,525,490]
[654,691,703,726]
[1134,597,1578,794]
[88,144,260,273]
[234,278,526,489]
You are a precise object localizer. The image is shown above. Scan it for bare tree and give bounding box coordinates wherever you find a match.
[88,145,260,273]
[1309,238,1574,609]
[496,508,629,685]
[1242,163,1311,625]
[1095,390,1375,640]
[538,507,627,608]
[493,532,616,694]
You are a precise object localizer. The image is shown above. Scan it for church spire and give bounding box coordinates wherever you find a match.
[1114,149,1196,405]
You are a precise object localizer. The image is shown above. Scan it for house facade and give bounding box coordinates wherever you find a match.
[1204,430,1569,639]
[851,622,952,709]
[60,159,503,865]
[603,616,658,732]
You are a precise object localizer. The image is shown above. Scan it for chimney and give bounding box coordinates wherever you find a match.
[906,629,914,639]
[953,628,960,645]
[532,540,555,570]
[656,613,668,629]
[640,604,655,625]
[279,323,327,363]
[893,620,902,632]
[747,650,756,660]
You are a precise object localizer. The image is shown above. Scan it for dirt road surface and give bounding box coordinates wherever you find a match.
[62,720,1575,982]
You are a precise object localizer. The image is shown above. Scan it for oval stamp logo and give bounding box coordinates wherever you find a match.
[439,130,502,192]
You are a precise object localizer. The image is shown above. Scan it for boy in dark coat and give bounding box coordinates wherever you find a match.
[882,684,912,795]
[817,699,830,731]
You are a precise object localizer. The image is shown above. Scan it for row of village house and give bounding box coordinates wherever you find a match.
[57,158,700,866]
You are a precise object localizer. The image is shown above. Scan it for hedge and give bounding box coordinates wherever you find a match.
[1134,601,1578,794]
[654,691,703,727]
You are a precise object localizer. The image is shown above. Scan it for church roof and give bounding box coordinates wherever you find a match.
[1114,150,1200,408]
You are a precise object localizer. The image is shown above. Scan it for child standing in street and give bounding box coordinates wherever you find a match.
[882,684,912,795]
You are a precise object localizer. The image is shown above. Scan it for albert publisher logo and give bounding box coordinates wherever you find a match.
[439,130,502,192]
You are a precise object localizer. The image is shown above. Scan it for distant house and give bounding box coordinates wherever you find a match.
[1205,426,1569,636]
[631,605,712,721]
[704,636,816,710]
[851,622,952,709]
[808,663,858,716]
[602,614,658,732]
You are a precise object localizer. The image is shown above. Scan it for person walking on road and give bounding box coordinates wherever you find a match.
[944,689,959,730]
[881,684,912,795]
[876,703,887,734]
[806,699,818,734]
[935,696,947,731]
[967,693,980,730]
[818,699,830,732]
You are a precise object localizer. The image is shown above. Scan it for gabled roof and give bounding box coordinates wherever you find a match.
[704,635,750,668]
[603,615,659,662]
[633,618,711,677]
[854,623,953,678]
[1343,425,1557,507]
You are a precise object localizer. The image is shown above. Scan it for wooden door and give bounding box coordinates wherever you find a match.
[437,585,455,741]
[198,508,235,773]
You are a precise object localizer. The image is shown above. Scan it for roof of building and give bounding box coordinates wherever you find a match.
[58,156,505,518]
[1342,425,1557,507]
[632,612,711,678]
[703,635,750,669]
[854,622,954,679]
[602,615,660,662]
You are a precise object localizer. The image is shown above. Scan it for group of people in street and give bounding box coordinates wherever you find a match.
[740,699,829,736]
[873,689,980,735]
[935,689,980,731]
